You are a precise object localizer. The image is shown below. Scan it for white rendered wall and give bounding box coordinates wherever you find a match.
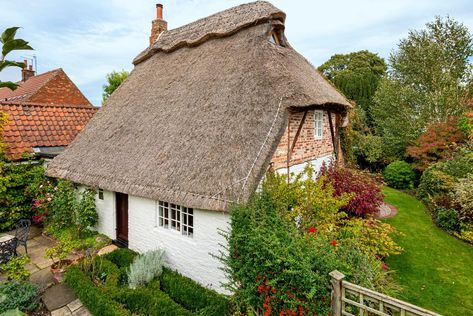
[276,154,334,176]
[94,189,116,240]
[127,195,230,294]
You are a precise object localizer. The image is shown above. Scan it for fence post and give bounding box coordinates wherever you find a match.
[329,270,345,316]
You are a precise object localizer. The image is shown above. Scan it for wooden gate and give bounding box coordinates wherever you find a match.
[329,271,442,316]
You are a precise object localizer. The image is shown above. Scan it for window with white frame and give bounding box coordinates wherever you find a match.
[158,201,194,237]
[314,110,324,139]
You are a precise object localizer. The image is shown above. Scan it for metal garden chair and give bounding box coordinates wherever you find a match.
[14,219,31,255]
[0,237,17,264]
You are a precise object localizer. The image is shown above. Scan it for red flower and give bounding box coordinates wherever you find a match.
[331,240,337,247]
[308,227,316,233]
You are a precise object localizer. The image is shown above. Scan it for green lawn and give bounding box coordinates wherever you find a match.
[383,187,473,316]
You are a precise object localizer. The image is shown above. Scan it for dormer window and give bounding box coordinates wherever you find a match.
[268,20,287,47]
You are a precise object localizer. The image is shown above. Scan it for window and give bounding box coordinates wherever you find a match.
[314,110,324,139]
[158,201,194,237]
[98,188,104,200]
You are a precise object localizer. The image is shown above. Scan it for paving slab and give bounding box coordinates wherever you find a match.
[72,306,91,316]
[97,244,118,256]
[67,299,83,312]
[42,283,77,311]
[26,262,40,274]
[30,268,55,292]
[51,306,72,316]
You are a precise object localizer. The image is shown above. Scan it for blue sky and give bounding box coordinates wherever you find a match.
[1,0,472,106]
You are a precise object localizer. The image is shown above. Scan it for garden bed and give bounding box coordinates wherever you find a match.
[65,248,230,316]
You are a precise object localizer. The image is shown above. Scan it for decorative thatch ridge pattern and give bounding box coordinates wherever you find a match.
[46,1,351,211]
[133,1,285,64]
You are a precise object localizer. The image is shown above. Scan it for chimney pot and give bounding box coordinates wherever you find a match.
[24,59,28,69]
[156,4,163,20]
[29,65,33,70]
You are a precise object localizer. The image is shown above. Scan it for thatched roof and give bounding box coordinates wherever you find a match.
[46,1,350,211]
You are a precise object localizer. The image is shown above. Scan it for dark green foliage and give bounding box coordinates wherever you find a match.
[160,268,230,316]
[0,281,39,313]
[435,207,460,231]
[383,161,417,189]
[103,248,138,269]
[0,161,45,231]
[65,266,131,316]
[114,286,193,316]
[0,27,33,90]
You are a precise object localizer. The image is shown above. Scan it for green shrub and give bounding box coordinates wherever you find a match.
[435,207,460,231]
[0,281,39,313]
[65,266,130,316]
[103,248,137,269]
[418,167,455,200]
[160,268,230,315]
[383,161,417,189]
[0,161,46,231]
[451,174,473,223]
[0,255,30,281]
[455,223,473,243]
[127,249,165,289]
[114,286,193,316]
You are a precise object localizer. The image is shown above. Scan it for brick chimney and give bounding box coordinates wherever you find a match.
[149,4,167,45]
[21,59,35,82]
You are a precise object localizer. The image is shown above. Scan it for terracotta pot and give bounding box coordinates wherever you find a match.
[50,259,73,284]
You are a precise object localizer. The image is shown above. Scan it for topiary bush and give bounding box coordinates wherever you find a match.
[0,281,39,314]
[383,160,417,189]
[159,268,230,316]
[127,249,165,289]
[320,164,384,217]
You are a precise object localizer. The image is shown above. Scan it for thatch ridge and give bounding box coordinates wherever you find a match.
[46,2,350,211]
[133,1,285,65]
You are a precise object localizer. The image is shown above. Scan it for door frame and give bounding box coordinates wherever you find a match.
[115,192,129,247]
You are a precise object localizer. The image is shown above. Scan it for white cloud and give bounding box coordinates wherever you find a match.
[1,0,472,105]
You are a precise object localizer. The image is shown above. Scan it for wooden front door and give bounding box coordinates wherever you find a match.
[116,192,128,246]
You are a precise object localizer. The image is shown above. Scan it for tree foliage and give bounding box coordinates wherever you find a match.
[102,70,129,104]
[0,27,33,90]
[372,17,473,160]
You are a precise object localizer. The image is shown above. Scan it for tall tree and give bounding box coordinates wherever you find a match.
[0,27,33,90]
[318,50,387,127]
[372,16,473,160]
[102,70,129,104]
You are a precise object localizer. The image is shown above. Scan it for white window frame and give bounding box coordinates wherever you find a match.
[158,201,194,237]
[314,110,324,140]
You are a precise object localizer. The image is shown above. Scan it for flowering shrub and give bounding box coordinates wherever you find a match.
[320,164,384,217]
[407,117,466,171]
[337,218,403,258]
[383,161,417,189]
[451,174,473,223]
[223,167,398,315]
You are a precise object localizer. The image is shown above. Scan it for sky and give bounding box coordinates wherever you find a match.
[1,0,472,106]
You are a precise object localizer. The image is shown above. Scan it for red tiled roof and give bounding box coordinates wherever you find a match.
[0,101,97,160]
[0,68,92,107]
[0,69,60,102]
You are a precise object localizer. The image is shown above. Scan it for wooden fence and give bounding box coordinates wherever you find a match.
[330,270,442,316]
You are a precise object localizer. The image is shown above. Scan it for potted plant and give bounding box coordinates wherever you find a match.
[45,239,75,283]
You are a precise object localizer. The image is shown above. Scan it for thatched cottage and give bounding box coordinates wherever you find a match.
[46,1,351,292]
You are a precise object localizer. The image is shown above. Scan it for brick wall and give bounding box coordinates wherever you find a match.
[29,70,92,106]
[271,110,340,170]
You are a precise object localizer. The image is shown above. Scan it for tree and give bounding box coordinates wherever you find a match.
[318,50,387,126]
[0,27,33,90]
[372,16,473,160]
[102,70,129,104]
[318,51,387,167]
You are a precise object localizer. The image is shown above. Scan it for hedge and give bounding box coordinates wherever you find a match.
[159,268,230,316]
[64,266,130,316]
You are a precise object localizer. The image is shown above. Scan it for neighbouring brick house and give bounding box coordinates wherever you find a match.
[46,1,351,293]
[0,62,97,160]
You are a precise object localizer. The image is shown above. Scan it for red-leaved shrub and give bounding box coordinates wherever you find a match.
[320,164,383,217]
[407,117,466,171]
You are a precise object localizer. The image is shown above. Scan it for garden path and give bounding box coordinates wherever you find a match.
[0,227,91,316]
